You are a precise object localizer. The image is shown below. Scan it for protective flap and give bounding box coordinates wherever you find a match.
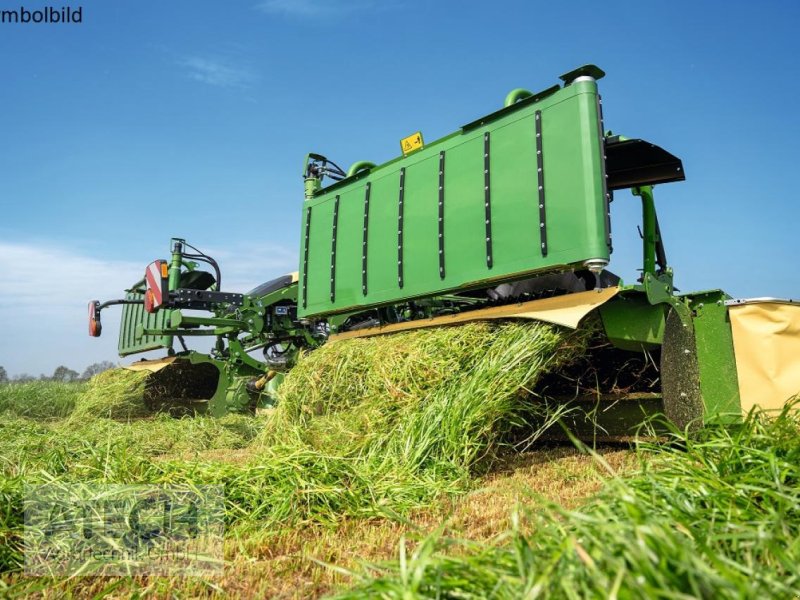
[729,302,800,413]
[330,287,618,342]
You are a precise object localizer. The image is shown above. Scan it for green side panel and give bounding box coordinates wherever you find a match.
[490,113,541,272]
[366,171,403,298]
[443,136,486,276]
[599,294,666,351]
[304,200,334,309]
[118,291,172,356]
[685,291,742,421]
[299,79,609,318]
[403,154,440,293]
[336,184,368,307]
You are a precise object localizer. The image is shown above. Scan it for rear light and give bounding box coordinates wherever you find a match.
[144,289,156,314]
[88,301,102,337]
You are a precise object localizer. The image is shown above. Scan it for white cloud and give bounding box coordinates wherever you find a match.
[177,56,257,88]
[0,242,141,318]
[0,241,297,377]
[204,242,298,293]
[0,242,140,378]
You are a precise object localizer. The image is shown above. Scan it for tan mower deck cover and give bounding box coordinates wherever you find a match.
[729,300,800,413]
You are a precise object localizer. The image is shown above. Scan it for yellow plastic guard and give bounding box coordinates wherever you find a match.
[124,356,178,373]
[729,302,800,413]
[329,287,618,342]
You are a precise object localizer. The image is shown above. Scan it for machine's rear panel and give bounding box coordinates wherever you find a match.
[299,79,609,318]
[118,291,172,356]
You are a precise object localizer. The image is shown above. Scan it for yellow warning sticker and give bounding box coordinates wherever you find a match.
[400,131,424,156]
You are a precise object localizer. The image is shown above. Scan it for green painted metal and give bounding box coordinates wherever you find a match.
[504,88,533,107]
[639,267,694,328]
[299,76,609,319]
[599,293,666,351]
[97,65,765,429]
[346,161,376,177]
[633,186,658,276]
[684,290,742,422]
[305,177,320,200]
[169,311,245,329]
[118,290,172,356]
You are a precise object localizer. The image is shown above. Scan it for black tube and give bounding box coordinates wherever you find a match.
[182,242,222,290]
[98,298,142,310]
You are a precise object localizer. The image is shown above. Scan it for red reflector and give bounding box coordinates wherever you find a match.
[89,318,101,337]
[144,288,156,314]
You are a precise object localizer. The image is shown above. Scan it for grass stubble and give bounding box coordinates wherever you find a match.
[0,320,797,598]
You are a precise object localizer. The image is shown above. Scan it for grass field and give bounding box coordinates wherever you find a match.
[1,321,798,598]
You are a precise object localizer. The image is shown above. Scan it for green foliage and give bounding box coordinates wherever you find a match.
[338,401,800,599]
[68,368,151,421]
[3,322,797,598]
[80,360,116,380]
[0,321,584,576]
[50,365,79,383]
[267,322,587,470]
[0,381,83,419]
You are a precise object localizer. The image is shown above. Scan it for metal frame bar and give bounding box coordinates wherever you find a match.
[330,195,340,302]
[398,167,405,288]
[484,132,493,268]
[535,110,547,256]
[438,151,446,278]
[302,207,311,308]
[362,182,371,295]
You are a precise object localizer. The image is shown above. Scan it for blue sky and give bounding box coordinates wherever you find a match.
[1,0,798,376]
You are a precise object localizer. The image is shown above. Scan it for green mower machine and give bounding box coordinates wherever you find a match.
[89,65,800,434]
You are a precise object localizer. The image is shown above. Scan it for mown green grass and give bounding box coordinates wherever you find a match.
[0,321,587,582]
[1,321,798,599]
[338,401,800,599]
[0,381,84,420]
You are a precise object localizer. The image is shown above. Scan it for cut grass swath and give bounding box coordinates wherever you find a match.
[0,320,587,575]
[68,369,151,421]
[337,399,800,599]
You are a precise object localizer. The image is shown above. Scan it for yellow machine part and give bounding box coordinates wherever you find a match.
[123,356,179,373]
[329,287,618,342]
[729,302,800,413]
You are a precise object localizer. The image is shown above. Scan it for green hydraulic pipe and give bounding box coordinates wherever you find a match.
[346,161,376,177]
[633,186,657,276]
[170,310,245,329]
[504,88,533,107]
[303,153,322,200]
[304,177,321,200]
[168,239,183,291]
[142,328,229,337]
[160,239,185,351]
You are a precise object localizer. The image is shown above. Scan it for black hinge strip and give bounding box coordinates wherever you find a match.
[362,182,371,295]
[330,195,339,302]
[438,151,446,279]
[484,132,493,268]
[535,110,547,257]
[398,168,405,288]
[597,94,612,253]
[302,206,312,308]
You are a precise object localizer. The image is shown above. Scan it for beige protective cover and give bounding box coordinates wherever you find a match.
[124,356,178,373]
[729,302,800,413]
[330,287,618,342]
